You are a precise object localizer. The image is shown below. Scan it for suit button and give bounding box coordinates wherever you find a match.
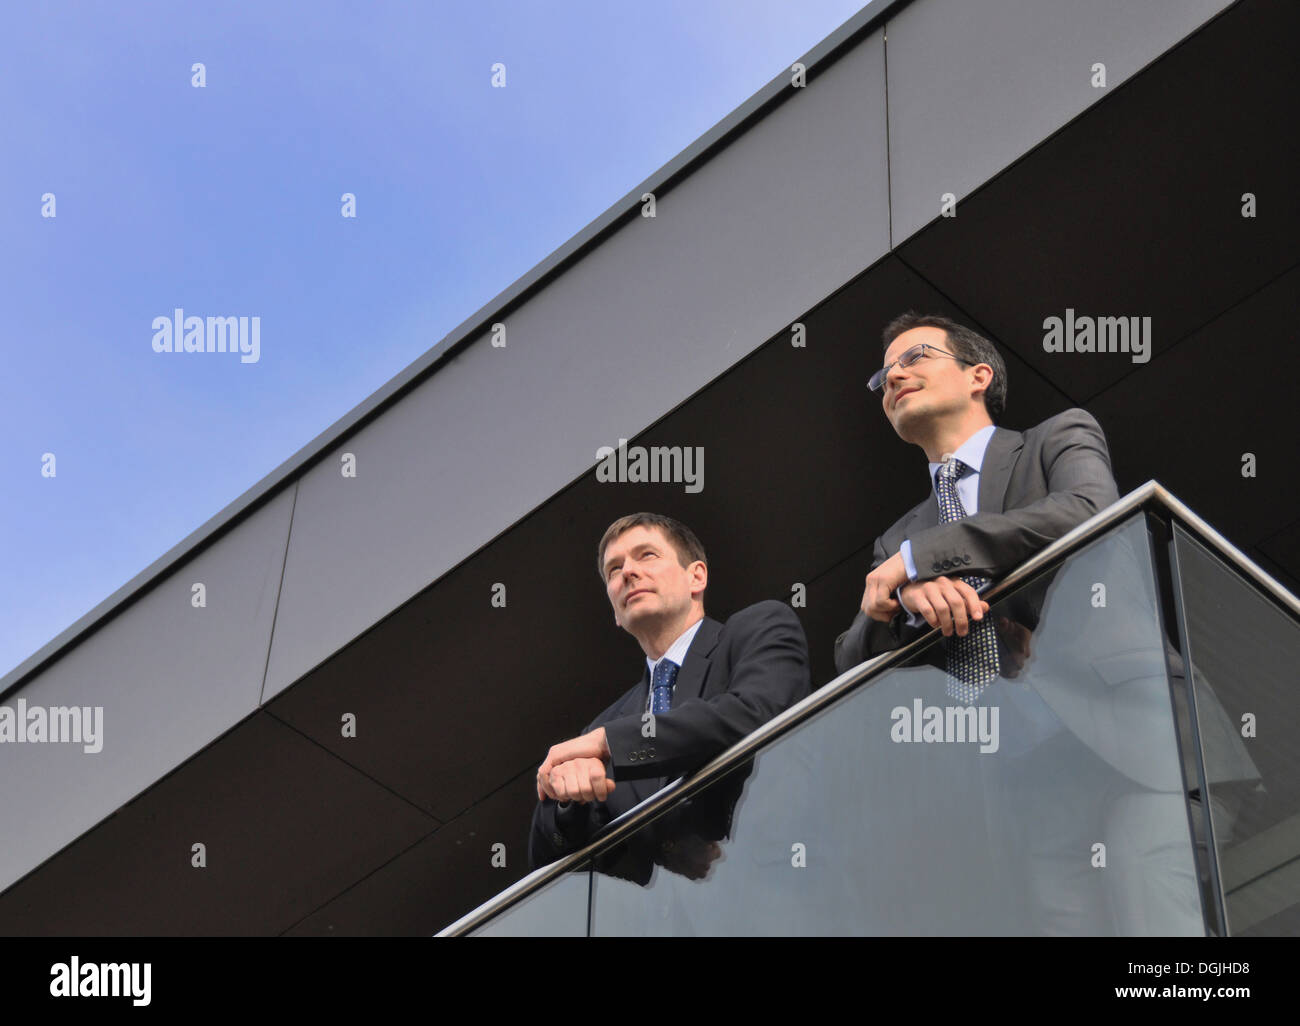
[648,748,656,757]
[931,563,942,573]
[631,752,640,761]
[941,559,951,570]
[962,555,971,564]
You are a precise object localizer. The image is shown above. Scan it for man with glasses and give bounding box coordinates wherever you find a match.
[834,312,1120,676]
[831,316,1262,935]
[833,314,1173,934]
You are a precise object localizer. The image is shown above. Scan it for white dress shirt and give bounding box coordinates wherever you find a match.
[644,617,705,712]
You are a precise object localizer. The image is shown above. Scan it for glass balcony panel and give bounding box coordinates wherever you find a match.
[588,515,1203,935]
[1171,524,1299,935]
[470,863,591,936]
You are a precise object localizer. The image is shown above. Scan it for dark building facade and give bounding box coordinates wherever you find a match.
[1,0,1295,934]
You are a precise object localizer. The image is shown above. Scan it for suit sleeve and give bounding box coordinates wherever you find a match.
[906,408,1119,581]
[527,688,638,869]
[603,601,811,781]
[833,533,914,675]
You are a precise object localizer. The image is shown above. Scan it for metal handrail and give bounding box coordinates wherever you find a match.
[438,480,1300,935]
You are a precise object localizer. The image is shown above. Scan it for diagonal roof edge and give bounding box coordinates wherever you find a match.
[3,0,913,696]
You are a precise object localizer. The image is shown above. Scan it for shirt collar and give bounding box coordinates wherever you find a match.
[646,616,705,678]
[928,424,997,492]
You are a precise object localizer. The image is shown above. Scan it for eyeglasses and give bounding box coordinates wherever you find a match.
[868,342,970,392]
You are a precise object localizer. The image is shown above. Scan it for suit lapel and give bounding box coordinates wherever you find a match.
[977,426,1024,515]
[628,667,650,714]
[909,492,939,532]
[673,617,722,703]
[888,492,938,557]
[887,427,1023,551]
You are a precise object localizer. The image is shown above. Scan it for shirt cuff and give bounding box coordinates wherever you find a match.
[900,540,918,582]
[896,584,928,629]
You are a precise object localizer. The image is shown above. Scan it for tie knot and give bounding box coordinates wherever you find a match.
[653,659,679,689]
[940,457,967,482]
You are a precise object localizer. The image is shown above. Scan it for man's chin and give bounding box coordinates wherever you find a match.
[621,603,666,632]
[620,603,652,626]
[889,410,919,439]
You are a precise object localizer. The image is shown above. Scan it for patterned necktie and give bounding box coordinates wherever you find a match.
[651,659,678,715]
[935,458,1000,703]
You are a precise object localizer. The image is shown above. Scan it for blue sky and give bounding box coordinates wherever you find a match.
[0,0,867,679]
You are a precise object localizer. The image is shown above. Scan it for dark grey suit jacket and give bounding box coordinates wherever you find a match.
[834,408,1120,675]
[530,600,811,875]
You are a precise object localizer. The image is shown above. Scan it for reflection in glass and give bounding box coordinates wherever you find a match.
[590,515,1203,934]
[585,762,753,889]
[471,863,591,936]
[1172,525,1291,935]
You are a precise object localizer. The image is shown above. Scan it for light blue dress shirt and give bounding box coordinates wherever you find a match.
[898,424,997,625]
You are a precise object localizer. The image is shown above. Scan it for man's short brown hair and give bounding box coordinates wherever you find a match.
[881,311,1008,423]
[597,513,707,583]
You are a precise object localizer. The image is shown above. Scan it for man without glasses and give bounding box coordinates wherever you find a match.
[529,513,811,876]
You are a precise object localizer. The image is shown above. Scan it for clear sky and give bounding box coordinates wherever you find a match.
[0,0,868,679]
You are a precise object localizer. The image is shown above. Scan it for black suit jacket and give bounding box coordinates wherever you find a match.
[834,408,1120,675]
[529,599,811,874]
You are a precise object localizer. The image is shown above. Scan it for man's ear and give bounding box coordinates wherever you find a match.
[690,560,708,600]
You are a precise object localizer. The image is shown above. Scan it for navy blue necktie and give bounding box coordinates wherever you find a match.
[651,659,678,714]
[935,457,1000,702]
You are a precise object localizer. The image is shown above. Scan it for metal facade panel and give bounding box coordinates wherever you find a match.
[263,35,891,696]
[886,0,1232,242]
[0,488,294,894]
[0,712,437,934]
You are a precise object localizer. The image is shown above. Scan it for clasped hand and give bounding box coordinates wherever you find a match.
[536,727,615,803]
[897,576,990,637]
[861,552,989,637]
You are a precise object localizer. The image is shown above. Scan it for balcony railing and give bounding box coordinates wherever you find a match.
[440,482,1300,936]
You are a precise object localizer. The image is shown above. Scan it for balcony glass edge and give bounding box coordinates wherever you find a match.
[442,480,1300,936]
